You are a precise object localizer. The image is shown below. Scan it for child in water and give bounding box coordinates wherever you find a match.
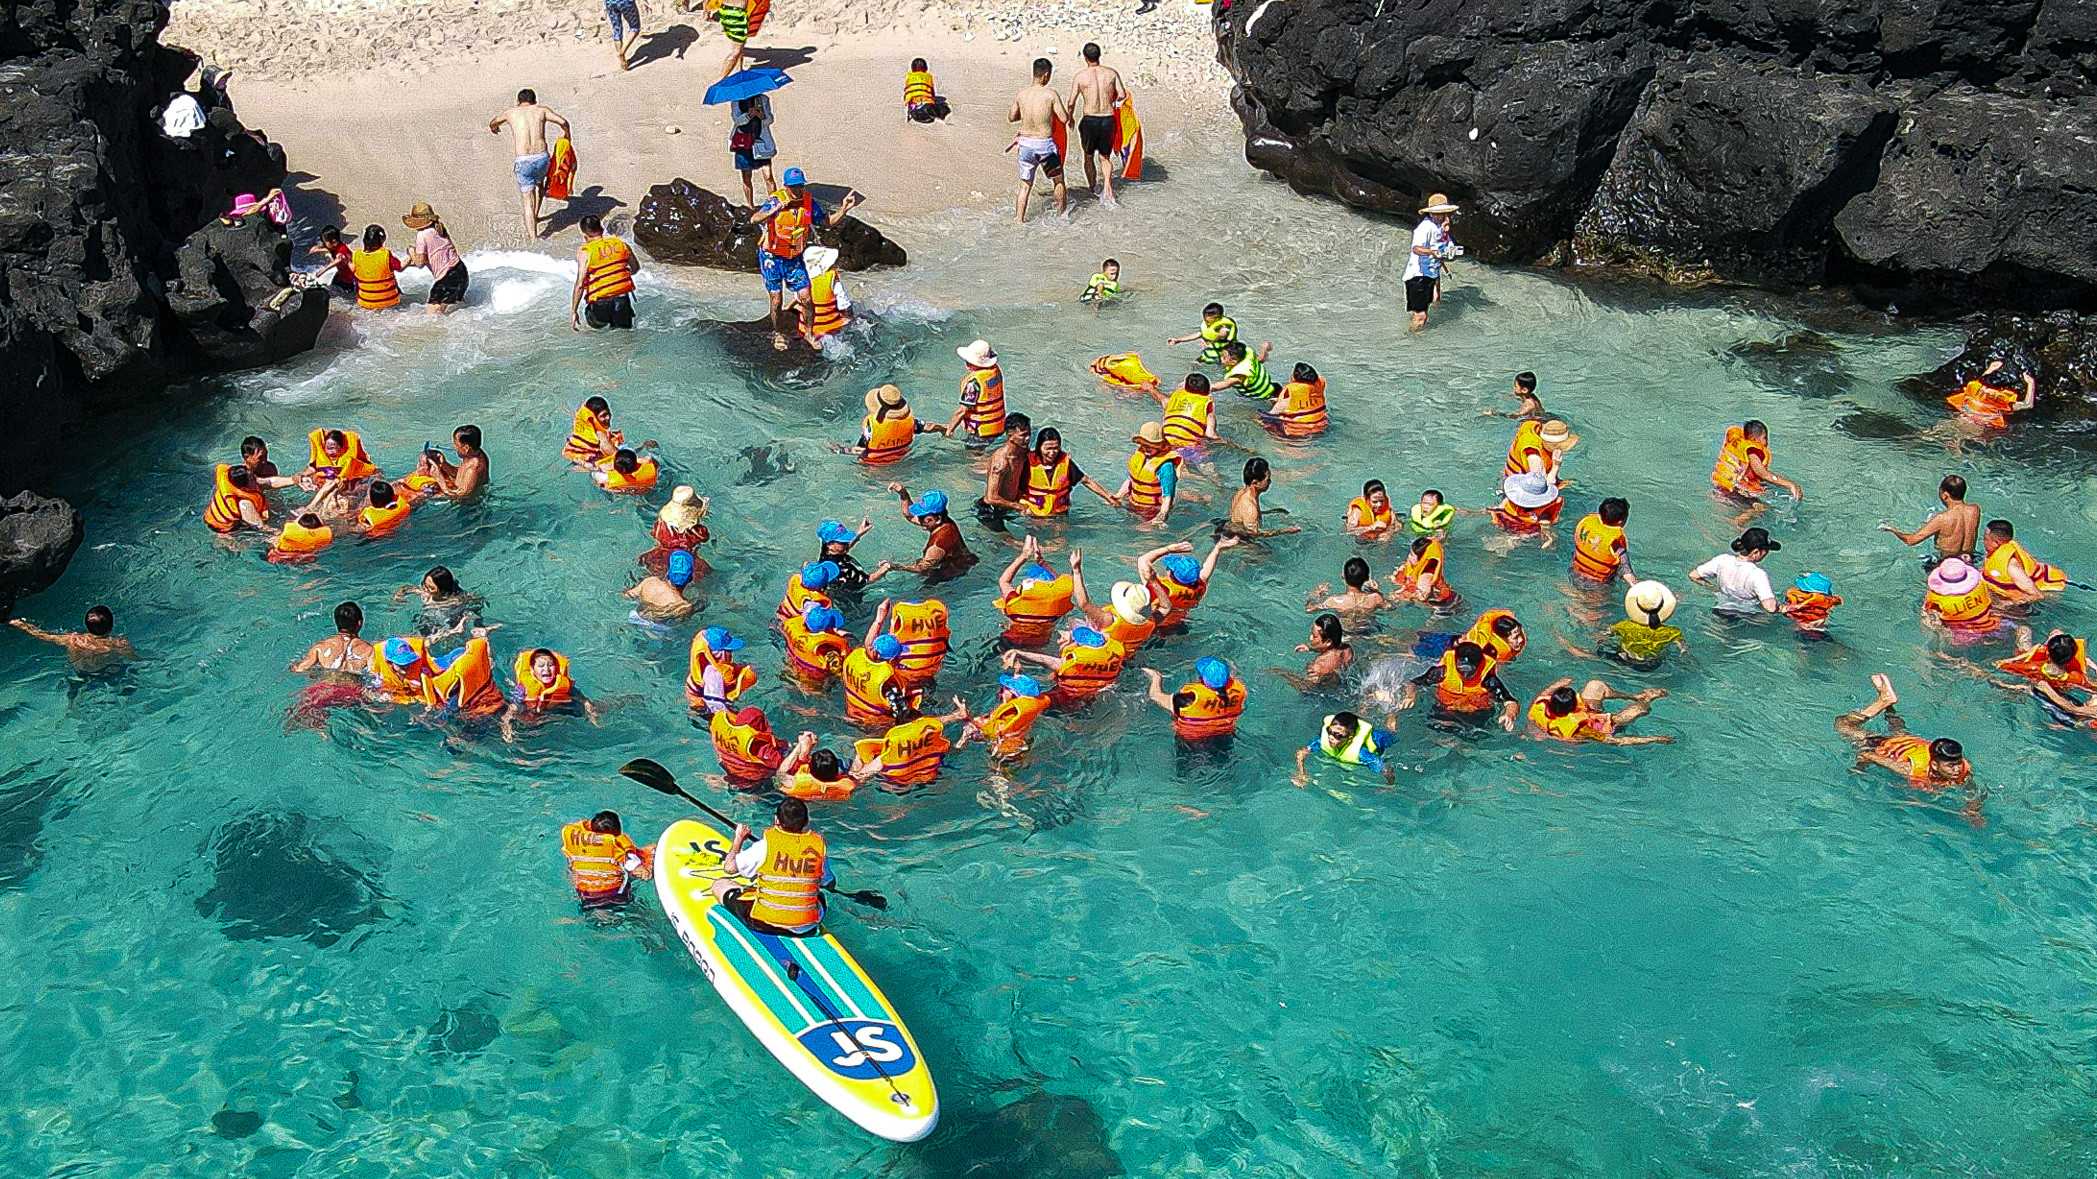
[1781,571,1842,638]
[1167,302,1237,365]
[1080,258,1123,305]
[1595,580,1686,671]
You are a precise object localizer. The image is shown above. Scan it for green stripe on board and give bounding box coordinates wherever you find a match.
[789,937,891,1023]
[707,907,817,1027]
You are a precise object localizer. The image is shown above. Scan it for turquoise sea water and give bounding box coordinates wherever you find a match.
[8,118,2097,1176]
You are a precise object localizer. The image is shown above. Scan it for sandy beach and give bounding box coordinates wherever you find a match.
[169,0,1234,270]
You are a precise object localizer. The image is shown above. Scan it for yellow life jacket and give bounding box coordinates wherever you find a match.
[782,616,850,682]
[762,190,815,258]
[860,409,917,465]
[1051,637,1127,705]
[903,69,936,106]
[1926,583,1998,632]
[603,457,658,492]
[1399,537,1456,603]
[961,364,1007,440]
[779,766,857,801]
[1874,733,1970,786]
[1982,538,2065,594]
[360,497,411,536]
[1161,387,1212,448]
[1527,694,1608,741]
[267,518,333,562]
[810,269,845,335]
[1710,426,1769,495]
[581,236,637,302]
[887,599,952,684]
[978,693,1050,759]
[373,635,434,702]
[1105,611,1156,652]
[1023,454,1076,516]
[1946,379,2020,428]
[1464,609,1525,664]
[1125,449,1174,518]
[1316,713,1377,763]
[349,248,400,309]
[1503,420,1549,479]
[512,650,574,707]
[1409,502,1456,533]
[776,570,833,624]
[998,574,1074,645]
[684,635,757,709]
[561,821,647,898]
[853,717,950,787]
[710,708,783,781]
[745,826,826,929]
[1997,638,2092,691]
[307,429,379,482]
[1570,513,1625,582]
[841,646,909,726]
[206,464,270,533]
[1432,650,1499,712]
[563,405,621,464]
[1154,572,1206,628]
[1346,496,1394,532]
[1269,377,1328,436]
[1173,679,1245,740]
[1091,353,1157,391]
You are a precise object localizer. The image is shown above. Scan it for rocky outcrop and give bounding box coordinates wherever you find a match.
[633,179,908,272]
[1904,313,2097,416]
[0,493,85,617]
[0,0,323,602]
[1214,0,2097,313]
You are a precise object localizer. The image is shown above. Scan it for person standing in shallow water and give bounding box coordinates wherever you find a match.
[1008,57,1071,225]
[1881,474,1979,562]
[1402,193,1459,330]
[571,214,640,330]
[488,89,570,241]
[1068,43,1126,208]
[401,202,467,313]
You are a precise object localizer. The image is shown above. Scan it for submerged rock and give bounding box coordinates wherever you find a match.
[0,767,75,890]
[428,997,504,1060]
[928,1091,1124,1179]
[210,1108,264,1139]
[195,811,385,947]
[0,493,85,617]
[1213,0,2097,313]
[632,179,907,272]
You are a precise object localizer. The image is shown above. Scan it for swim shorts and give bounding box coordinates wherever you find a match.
[1078,113,1115,158]
[1404,275,1436,313]
[514,152,551,192]
[585,293,635,329]
[760,250,810,294]
[605,0,640,39]
[1016,136,1062,183]
[974,498,1017,532]
[429,262,469,306]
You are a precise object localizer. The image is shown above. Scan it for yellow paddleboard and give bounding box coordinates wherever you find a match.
[654,819,939,1142]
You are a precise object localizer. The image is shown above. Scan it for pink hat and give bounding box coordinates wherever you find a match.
[1928,557,1980,596]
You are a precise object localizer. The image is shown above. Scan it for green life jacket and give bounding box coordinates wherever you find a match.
[1083,273,1122,302]
[1197,315,1237,362]
[1317,714,1375,764]
[1229,353,1277,400]
[1409,502,1456,533]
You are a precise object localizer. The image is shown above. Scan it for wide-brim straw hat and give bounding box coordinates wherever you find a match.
[863,384,906,413]
[1420,193,1459,214]
[805,245,840,277]
[402,201,440,229]
[1624,579,1677,623]
[1539,419,1579,448]
[1502,473,1560,509]
[1928,557,1980,596]
[1132,421,1166,447]
[1111,581,1153,625]
[657,485,707,531]
[956,339,997,368]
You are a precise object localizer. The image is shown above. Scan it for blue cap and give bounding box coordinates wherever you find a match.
[871,633,904,660]
[999,673,1046,698]
[1070,626,1106,648]
[382,637,418,665]
[1196,657,1231,690]
[906,490,949,518]
[783,166,806,186]
[817,519,856,545]
[701,626,744,653]
[1021,563,1056,583]
[801,560,839,589]
[1160,554,1202,585]
[667,550,696,586]
[1795,571,1833,595]
[803,604,845,632]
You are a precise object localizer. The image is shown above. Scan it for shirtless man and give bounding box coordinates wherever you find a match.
[488,89,570,240]
[626,550,700,620]
[291,602,373,677]
[415,424,491,502]
[1008,58,1071,225]
[1305,556,1391,629]
[1067,43,1126,206]
[1224,456,1300,539]
[1879,474,1979,561]
[975,413,1031,534]
[10,607,135,672]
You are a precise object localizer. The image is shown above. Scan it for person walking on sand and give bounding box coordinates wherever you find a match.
[750,167,864,351]
[571,214,640,330]
[488,89,570,241]
[606,0,642,70]
[1402,194,1460,331]
[1008,58,1071,225]
[401,203,468,313]
[729,93,777,209]
[1068,43,1126,207]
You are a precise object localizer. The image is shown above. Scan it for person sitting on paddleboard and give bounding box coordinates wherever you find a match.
[713,797,834,935]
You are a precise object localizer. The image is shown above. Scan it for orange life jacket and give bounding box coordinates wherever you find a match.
[684,635,757,709]
[1492,496,1561,532]
[745,826,826,929]
[603,458,659,492]
[776,571,833,624]
[561,821,649,898]
[782,616,850,682]
[1527,694,1609,741]
[1710,426,1768,496]
[1433,650,1500,712]
[961,365,1007,441]
[360,497,411,536]
[809,269,845,335]
[349,248,400,309]
[307,429,379,482]
[1051,637,1127,706]
[1569,513,1625,581]
[1346,497,1394,532]
[779,766,857,801]
[1125,449,1174,519]
[903,69,936,106]
[267,518,333,562]
[563,406,621,464]
[887,599,951,685]
[1161,387,1212,448]
[373,635,435,702]
[762,190,815,258]
[1503,420,1553,479]
[841,646,911,727]
[1464,610,1525,664]
[710,709,785,782]
[1783,588,1842,626]
[1173,678,1245,740]
[512,650,574,707]
[860,410,917,465]
[1269,377,1328,437]
[1153,573,1206,629]
[1982,539,2065,594]
[1946,379,2020,428]
[1023,454,1076,517]
[853,717,950,787]
[1874,733,1970,788]
[998,574,1074,646]
[205,464,270,533]
[1399,538,1456,604]
[1104,610,1156,652]
[424,637,506,714]
[978,693,1050,759]
[1926,582,1999,633]
[1998,638,2093,691]
[581,235,637,301]
[546,136,577,201]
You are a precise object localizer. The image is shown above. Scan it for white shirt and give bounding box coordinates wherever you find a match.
[161,93,206,138]
[1402,217,1445,281]
[1692,553,1776,612]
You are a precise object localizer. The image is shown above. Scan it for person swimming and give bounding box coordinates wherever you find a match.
[1781,571,1843,636]
[290,601,373,677]
[1166,301,1237,365]
[1306,556,1392,628]
[1834,674,1982,822]
[1293,711,1397,786]
[397,565,482,640]
[1595,580,1686,671]
[626,549,700,621]
[1345,479,1397,541]
[1407,489,1457,535]
[1273,612,1352,692]
[1526,678,1672,745]
[1224,456,1300,540]
[1394,640,1517,731]
[1081,258,1123,304]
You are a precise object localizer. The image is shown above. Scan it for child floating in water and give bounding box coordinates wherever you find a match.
[1408,488,1457,535]
[1080,258,1123,305]
[1595,580,1686,671]
[1167,302,1237,365]
[1781,571,1843,637]
[903,57,950,122]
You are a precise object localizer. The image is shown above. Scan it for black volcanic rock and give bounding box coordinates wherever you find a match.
[0,493,85,617]
[633,178,907,272]
[168,216,328,370]
[1214,0,2097,313]
[1906,312,2097,414]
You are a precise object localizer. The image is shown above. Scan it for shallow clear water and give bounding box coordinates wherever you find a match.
[8,114,2097,1177]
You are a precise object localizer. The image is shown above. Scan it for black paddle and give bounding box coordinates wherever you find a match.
[617,758,889,910]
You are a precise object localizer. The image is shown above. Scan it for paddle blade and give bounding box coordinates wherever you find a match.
[617,758,682,795]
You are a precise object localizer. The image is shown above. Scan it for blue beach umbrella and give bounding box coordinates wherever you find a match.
[705,67,792,105]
